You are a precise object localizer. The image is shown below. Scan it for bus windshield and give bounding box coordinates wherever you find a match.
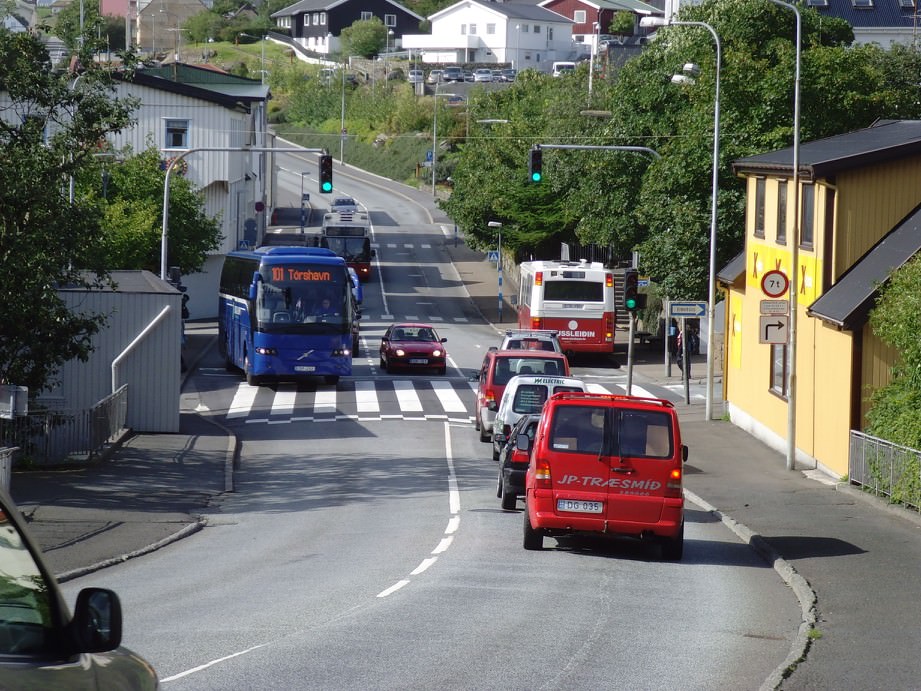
[256,262,349,333]
[543,280,604,302]
[322,236,371,262]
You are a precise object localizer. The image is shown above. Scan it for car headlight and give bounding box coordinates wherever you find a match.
[395,348,405,356]
[432,349,442,357]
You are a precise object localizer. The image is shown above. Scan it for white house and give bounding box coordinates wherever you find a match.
[109,64,270,319]
[402,0,575,69]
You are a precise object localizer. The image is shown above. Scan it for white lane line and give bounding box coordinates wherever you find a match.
[432,380,467,413]
[377,421,460,598]
[160,642,271,682]
[272,385,297,416]
[393,380,423,412]
[314,389,337,412]
[586,383,612,394]
[226,384,258,418]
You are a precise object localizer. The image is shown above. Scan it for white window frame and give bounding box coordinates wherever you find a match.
[303,15,310,26]
[574,10,586,22]
[361,11,372,20]
[470,23,477,35]
[486,23,495,34]
[384,13,396,27]
[320,12,326,24]
[164,118,189,149]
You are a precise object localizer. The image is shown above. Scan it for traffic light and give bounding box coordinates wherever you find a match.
[528,147,543,183]
[623,269,639,312]
[319,154,333,193]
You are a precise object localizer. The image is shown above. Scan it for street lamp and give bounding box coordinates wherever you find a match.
[766,0,802,471]
[641,15,721,423]
[159,8,180,61]
[515,24,521,71]
[488,221,504,323]
[588,21,600,96]
[432,87,457,196]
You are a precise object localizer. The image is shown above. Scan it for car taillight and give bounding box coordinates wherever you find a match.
[534,458,552,489]
[535,271,543,286]
[605,272,613,288]
[485,390,495,404]
[665,467,682,498]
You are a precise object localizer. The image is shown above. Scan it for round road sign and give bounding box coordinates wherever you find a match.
[761,269,789,298]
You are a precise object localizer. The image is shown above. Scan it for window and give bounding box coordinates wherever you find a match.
[320,12,326,24]
[801,183,815,247]
[770,344,787,397]
[899,0,915,8]
[361,11,372,20]
[165,119,189,148]
[574,10,586,22]
[806,0,829,5]
[303,15,310,26]
[533,25,541,33]
[522,24,529,32]
[776,180,787,244]
[487,23,495,34]
[384,13,396,27]
[754,178,766,238]
[461,24,466,35]
[852,0,873,6]
[312,13,320,25]
[470,23,477,35]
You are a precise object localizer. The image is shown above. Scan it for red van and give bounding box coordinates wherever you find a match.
[520,392,687,559]
[473,349,570,443]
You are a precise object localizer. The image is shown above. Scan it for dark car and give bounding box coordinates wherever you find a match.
[0,487,158,687]
[379,323,448,374]
[442,66,464,82]
[497,413,541,510]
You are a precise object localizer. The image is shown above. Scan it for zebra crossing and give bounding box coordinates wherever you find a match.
[225,378,476,425]
[221,379,648,426]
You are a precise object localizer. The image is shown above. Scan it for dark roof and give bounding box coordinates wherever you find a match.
[807,201,921,329]
[117,64,268,112]
[717,251,746,285]
[732,119,921,181]
[808,0,915,29]
[273,0,423,20]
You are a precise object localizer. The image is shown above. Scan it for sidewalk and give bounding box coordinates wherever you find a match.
[11,216,921,688]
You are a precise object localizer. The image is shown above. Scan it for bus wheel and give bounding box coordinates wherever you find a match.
[246,370,259,386]
[325,375,340,385]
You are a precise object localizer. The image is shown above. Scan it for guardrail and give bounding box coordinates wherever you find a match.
[849,430,921,510]
[0,386,128,467]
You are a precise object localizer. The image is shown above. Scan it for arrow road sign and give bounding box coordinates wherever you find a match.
[759,315,789,344]
[669,301,707,318]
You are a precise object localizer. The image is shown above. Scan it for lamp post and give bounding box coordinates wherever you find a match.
[432,87,457,196]
[588,21,600,96]
[340,57,347,164]
[239,32,267,84]
[488,221,504,323]
[641,15,721,423]
[515,24,521,71]
[160,8,180,61]
[767,0,802,471]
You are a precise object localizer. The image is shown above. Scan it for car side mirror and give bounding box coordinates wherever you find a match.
[71,587,122,653]
[441,337,447,343]
[516,433,532,452]
[682,444,689,462]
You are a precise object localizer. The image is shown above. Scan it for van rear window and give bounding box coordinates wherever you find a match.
[495,357,564,384]
[549,406,673,458]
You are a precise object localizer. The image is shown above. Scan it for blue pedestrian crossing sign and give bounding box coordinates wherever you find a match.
[487,250,499,263]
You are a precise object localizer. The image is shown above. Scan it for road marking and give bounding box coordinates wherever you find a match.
[355,381,379,413]
[432,380,467,412]
[272,385,297,416]
[226,384,258,418]
[393,380,423,411]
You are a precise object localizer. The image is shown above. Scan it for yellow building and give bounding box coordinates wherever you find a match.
[721,120,921,478]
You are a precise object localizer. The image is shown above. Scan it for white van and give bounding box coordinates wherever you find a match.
[551,61,576,77]
[491,374,586,459]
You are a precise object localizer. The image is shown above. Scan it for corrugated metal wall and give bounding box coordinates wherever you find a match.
[47,272,182,433]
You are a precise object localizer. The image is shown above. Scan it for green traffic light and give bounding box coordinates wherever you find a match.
[530,172,542,182]
[321,182,333,193]
[625,297,637,310]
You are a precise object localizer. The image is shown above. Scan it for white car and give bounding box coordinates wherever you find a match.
[427,69,444,84]
[473,68,494,82]
[330,196,359,213]
[408,69,425,84]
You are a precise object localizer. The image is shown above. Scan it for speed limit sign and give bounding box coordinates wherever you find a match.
[761,269,789,298]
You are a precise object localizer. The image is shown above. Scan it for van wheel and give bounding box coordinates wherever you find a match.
[523,507,543,550]
[661,523,684,561]
[479,426,490,443]
[492,443,500,461]
[501,483,517,511]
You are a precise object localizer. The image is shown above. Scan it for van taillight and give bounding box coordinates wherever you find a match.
[535,272,543,286]
[666,468,682,498]
[534,459,552,489]
[531,317,543,330]
[605,272,613,288]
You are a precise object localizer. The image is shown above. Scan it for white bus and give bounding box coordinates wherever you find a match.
[517,260,616,356]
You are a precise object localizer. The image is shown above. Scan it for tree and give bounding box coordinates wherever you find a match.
[81,147,223,274]
[439,0,921,299]
[0,30,138,394]
[340,18,389,59]
[866,254,921,450]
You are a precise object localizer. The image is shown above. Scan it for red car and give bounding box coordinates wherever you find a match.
[379,323,448,374]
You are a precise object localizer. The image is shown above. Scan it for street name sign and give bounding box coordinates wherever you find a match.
[669,301,707,318]
[759,315,789,344]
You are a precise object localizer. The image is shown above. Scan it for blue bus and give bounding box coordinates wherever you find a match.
[219,246,354,385]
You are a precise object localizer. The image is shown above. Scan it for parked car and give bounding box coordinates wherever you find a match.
[0,487,158,687]
[427,69,444,83]
[500,68,517,82]
[498,329,562,353]
[491,374,586,460]
[386,68,405,81]
[473,68,494,82]
[551,61,576,77]
[408,69,425,84]
[473,349,571,443]
[492,70,504,82]
[521,391,687,559]
[463,70,476,82]
[442,66,464,82]
[379,323,448,374]
[497,413,541,510]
